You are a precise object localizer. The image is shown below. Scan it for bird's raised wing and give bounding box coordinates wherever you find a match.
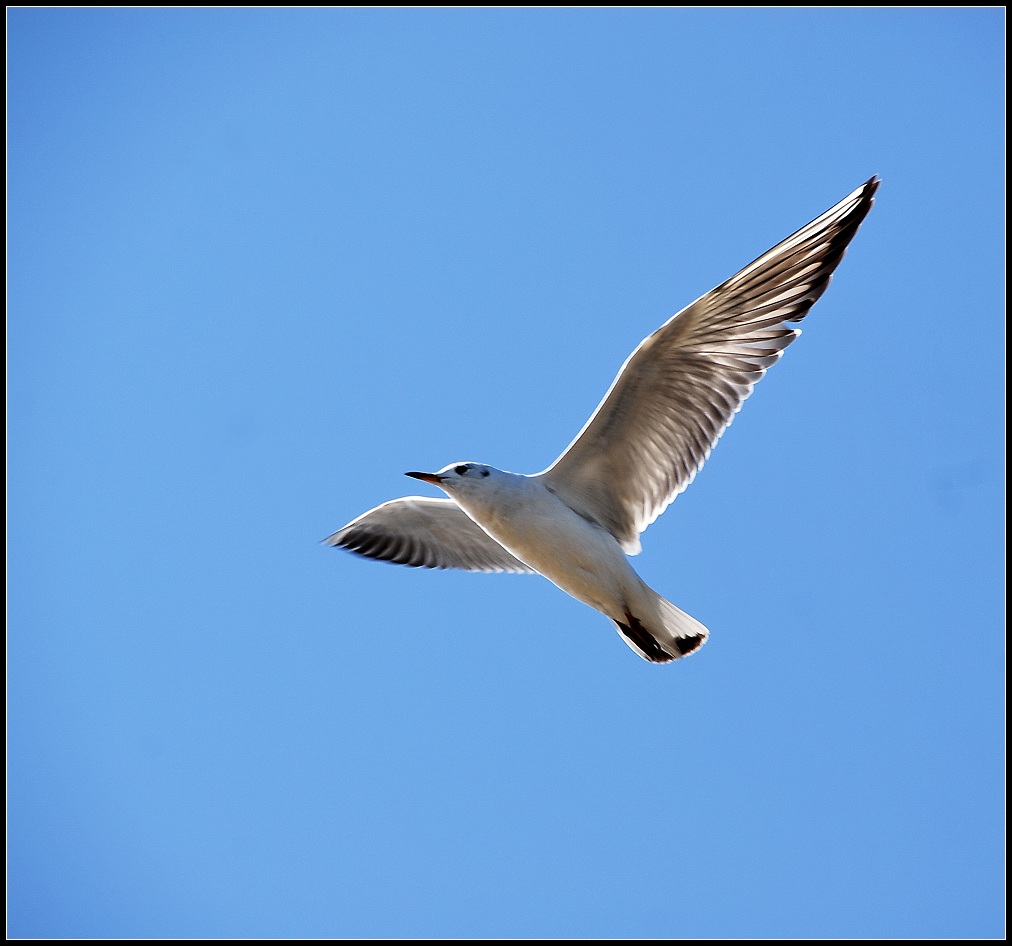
[324,496,535,573]
[538,176,879,554]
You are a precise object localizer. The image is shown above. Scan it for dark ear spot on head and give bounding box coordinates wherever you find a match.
[481,469,489,477]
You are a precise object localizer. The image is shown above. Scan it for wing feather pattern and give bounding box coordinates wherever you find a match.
[539,177,879,553]
[324,496,535,574]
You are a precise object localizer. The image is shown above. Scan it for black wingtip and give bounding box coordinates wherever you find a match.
[858,175,881,209]
[327,526,440,569]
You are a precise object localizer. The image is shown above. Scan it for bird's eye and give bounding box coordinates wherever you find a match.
[454,465,468,475]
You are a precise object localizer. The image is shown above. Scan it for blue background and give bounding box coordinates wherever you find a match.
[8,9,1004,938]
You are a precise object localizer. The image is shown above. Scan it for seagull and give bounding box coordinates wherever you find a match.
[326,177,879,662]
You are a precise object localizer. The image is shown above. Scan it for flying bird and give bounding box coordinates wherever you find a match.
[326,177,879,662]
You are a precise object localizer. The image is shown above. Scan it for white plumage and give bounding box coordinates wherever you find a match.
[326,177,879,662]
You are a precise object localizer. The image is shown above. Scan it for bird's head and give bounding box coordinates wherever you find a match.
[405,462,498,496]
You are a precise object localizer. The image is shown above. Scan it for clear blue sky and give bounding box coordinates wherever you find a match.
[8,8,1004,938]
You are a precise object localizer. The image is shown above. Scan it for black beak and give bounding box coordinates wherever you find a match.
[405,471,445,486]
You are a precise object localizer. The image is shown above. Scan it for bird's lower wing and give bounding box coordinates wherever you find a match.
[324,496,536,574]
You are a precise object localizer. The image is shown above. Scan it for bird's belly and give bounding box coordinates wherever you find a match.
[477,502,633,616]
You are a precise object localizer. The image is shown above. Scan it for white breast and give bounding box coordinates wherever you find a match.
[457,477,637,616]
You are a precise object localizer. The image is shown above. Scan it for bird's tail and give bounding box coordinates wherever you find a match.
[612,595,709,663]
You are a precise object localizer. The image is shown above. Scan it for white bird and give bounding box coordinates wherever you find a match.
[326,177,879,662]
